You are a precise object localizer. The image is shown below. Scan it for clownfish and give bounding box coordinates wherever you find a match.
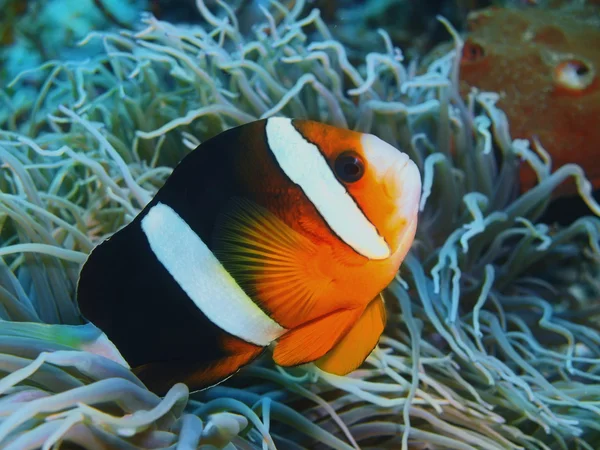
[76,117,421,395]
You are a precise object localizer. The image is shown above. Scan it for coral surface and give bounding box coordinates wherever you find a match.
[0,1,600,449]
[456,5,600,196]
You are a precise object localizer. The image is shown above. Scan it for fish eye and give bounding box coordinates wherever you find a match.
[334,151,365,183]
[461,40,485,63]
[554,59,595,91]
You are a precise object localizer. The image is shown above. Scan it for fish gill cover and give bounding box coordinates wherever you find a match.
[0,1,599,449]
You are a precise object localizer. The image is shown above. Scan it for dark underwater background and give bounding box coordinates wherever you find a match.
[1,1,600,449]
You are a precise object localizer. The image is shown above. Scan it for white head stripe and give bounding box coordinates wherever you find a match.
[141,203,286,346]
[265,117,390,260]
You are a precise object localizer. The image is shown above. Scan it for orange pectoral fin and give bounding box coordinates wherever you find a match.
[315,294,386,375]
[133,336,264,395]
[272,308,363,367]
[212,196,334,328]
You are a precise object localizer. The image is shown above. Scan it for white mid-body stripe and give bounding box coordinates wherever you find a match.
[141,202,286,346]
[265,117,390,260]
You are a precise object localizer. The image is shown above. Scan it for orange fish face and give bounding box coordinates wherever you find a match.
[456,6,600,196]
[232,118,423,324]
[252,118,422,374]
[291,120,422,266]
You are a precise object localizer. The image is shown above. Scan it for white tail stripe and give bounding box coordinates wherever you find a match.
[141,202,286,346]
[266,117,390,260]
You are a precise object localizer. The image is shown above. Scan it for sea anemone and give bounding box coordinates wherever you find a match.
[1,1,599,448]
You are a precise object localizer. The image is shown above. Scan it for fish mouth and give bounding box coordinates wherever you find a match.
[386,157,422,232]
[359,132,422,248]
[360,132,419,211]
[398,159,421,216]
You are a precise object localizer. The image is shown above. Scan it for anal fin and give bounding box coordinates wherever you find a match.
[133,336,264,395]
[315,294,386,375]
[272,308,363,367]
